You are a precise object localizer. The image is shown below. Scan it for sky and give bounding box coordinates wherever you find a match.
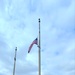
[0,0,75,75]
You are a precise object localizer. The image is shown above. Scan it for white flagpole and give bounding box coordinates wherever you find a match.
[13,47,17,75]
[38,18,41,75]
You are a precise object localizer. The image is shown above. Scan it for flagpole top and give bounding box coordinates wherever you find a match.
[15,47,17,51]
[38,18,40,23]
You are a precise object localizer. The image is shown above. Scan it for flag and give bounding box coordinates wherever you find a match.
[28,38,38,53]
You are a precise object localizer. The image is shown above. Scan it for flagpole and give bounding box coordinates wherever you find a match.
[38,18,41,75]
[13,47,17,75]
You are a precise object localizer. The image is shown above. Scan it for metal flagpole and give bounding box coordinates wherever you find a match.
[38,18,41,75]
[13,47,17,75]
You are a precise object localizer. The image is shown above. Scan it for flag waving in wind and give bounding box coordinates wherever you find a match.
[28,38,38,53]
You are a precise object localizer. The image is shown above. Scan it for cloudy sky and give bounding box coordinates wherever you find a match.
[0,0,75,75]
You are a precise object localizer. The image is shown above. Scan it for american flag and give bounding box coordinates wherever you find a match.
[28,38,38,53]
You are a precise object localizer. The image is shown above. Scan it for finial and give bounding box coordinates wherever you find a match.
[15,47,17,51]
[38,18,40,23]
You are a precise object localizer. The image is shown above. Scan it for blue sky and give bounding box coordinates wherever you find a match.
[0,0,75,75]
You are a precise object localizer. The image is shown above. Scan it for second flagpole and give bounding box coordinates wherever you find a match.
[38,18,41,75]
[13,47,17,75]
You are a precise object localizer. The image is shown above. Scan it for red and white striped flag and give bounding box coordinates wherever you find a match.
[28,38,38,53]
